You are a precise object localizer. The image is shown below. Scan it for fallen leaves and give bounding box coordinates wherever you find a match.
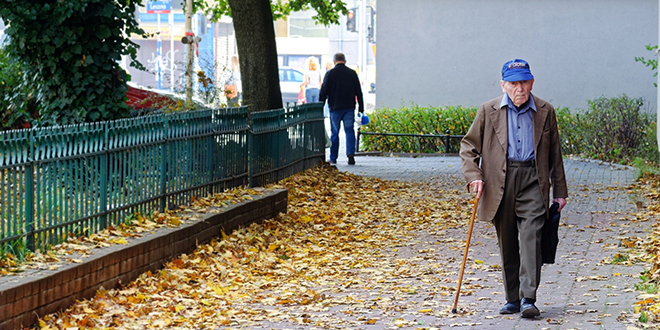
[30,164,476,329]
[1,186,270,276]
[610,172,660,327]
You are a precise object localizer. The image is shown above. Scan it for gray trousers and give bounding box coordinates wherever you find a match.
[493,160,546,302]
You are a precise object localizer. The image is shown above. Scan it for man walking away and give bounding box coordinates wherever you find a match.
[319,53,364,165]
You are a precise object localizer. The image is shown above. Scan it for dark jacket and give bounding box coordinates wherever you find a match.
[319,63,364,113]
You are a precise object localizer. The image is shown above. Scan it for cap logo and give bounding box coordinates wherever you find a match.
[508,62,528,70]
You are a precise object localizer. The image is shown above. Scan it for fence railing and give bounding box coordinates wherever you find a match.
[357,129,465,154]
[0,103,325,251]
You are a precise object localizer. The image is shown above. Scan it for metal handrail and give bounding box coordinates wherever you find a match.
[357,129,464,154]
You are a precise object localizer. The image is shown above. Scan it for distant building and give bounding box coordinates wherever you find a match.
[377,0,658,112]
[0,19,5,45]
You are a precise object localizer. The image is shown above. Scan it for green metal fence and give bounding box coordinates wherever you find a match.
[249,103,325,187]
[0,104,325,251]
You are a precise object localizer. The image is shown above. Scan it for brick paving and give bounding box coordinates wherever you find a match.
[335,153,646,329]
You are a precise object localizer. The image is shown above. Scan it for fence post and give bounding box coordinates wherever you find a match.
[25,130,35,251]
[356,128,361,153]
[276,110,283,182]
[207,110,215,196]
[99,122,108,229]
[247,107,254,188]
[304,105,309,165]
[445,130,451,154]
[160,115,168,212]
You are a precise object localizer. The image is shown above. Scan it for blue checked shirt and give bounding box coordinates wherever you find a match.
[500,94,536,162]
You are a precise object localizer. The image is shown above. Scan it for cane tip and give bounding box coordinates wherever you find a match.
[451,308,457,314]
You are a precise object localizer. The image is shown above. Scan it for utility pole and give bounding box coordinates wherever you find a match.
[185,0,193,106]
[657,0,660,168]
[358,0,367,86]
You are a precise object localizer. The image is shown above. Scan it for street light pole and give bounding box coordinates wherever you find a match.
[359,0,367,86]
[185,0,193,106]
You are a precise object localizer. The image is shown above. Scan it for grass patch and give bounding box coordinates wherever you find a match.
[611,253,630,264]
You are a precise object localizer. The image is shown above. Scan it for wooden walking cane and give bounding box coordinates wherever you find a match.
[451,195,480,314]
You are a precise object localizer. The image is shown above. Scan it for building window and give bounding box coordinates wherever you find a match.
[289,18,328,38]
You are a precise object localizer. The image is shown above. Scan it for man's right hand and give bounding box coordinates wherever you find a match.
[468,180,484,199]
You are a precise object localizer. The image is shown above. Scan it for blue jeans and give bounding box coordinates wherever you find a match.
[329,109,356,162]
[306,88,320,103]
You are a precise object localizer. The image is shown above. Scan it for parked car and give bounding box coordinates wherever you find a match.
[279,66,305,106]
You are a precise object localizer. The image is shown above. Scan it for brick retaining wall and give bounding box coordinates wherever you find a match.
[0,189,287,330]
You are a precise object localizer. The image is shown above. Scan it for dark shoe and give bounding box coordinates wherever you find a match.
[521,298,540,318]
[347,154,355,165]
[499,300,520,314]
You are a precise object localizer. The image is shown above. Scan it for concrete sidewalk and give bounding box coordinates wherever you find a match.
[336,153,645,329]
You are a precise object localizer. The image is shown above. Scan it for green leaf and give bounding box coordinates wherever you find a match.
[95,25,111,40]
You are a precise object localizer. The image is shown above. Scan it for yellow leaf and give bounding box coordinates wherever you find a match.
[418,308,433,313]
[175,303,185,313]
[301,215,313,223]
[38,319,51,329]
[111,238,128,245]
[209,281,228,295]
[474,259,484,264]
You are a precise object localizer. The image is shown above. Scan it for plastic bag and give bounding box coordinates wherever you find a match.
[356,112,369,126]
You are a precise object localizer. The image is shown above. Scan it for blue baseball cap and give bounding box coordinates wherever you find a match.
[501,59,534,82]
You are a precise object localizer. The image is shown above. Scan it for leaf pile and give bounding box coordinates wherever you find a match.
[0,187,268,276]
[31,164,476,329]
[611,173,660,327]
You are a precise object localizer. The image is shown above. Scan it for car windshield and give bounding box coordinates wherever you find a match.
[290,70,303,82]
[281,69,304,83]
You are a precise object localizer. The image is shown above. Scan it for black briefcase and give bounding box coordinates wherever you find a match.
[542,202,561,264]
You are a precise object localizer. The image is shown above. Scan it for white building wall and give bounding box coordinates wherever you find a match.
[377,0,658,112]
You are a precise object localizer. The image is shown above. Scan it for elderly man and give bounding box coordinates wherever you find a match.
[459,59,568,318]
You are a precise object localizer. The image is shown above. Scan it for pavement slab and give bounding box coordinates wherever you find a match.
[334,154,645,330]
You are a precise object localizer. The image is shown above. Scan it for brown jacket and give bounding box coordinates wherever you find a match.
[460,94,568,222]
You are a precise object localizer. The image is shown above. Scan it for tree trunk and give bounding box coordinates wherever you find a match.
[228,0,283,111]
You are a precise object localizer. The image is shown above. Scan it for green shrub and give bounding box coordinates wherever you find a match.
[364,95,658,167]
[557,95,657,165]
[360,104,476,153]
[0,48,35,130]
[0,0,145,126]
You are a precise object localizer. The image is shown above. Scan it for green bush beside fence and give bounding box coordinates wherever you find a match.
[360,104,477,153]
[361,95,658,167]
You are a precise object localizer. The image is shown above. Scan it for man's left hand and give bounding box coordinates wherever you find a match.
[553,198,567,212]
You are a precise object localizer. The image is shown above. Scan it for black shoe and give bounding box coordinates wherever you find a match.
[348,154,355,165]
[520,298,540,318]
[499,300,520,314]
